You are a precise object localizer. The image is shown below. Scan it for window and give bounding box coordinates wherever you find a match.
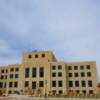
[74,73,78,77]
[59,90,63,94]
[68,66,72,70]
[32,81,36,89]
[0,82,3,88]
[1,75,4,79]
[4,82,6,88]
[69,81,73,87]
[87,65,91,69]
[58,72,62,77]
[10,68,14,72]
[58,65,62,70]
[88,80,92,87]
[39,67,44,77]
[39,81,44,87]
[81,81,86,87]
[25,68,30,78]
[58,81,63,87]
[75,81,79,87]
[81,72,85,77]
[80,65,84,70]
[6,69,8,73]
[28,55,32,59]
[52,81,56,87]
[35,54,38,58]
[5,75,7,79]
[32,68,36,77]
[1,69,4,73]
[74,66,78,70]
[42,54,45,58]
[15,74,18,78]
[89,90,93,94]
[68,73,72,77]
[10,74,13,78]
[76,90,80,94]
[14,82,18,88]
[15,68,19,72]
[25,81,29,87]
[52,73,56,77]
[9,82,13,87]
[87,72,92,77]
[82,90,86,94]
[52,66,56,70]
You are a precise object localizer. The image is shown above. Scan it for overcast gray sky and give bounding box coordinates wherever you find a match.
[0,0,100,80]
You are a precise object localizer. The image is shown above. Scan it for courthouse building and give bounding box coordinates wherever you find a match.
[0,50,98,95]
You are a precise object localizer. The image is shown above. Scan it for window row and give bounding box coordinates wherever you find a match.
[0,74,19,79]
[68,72,92,77]
[68,80,93,87]
[0,68,19,73]
[25,67,44,78]
[28,53,45,59]
[68,65,91,70]
[52,65,62,70]
[52,72,62,77]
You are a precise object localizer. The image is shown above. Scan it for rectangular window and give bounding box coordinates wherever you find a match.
[1,69,4,73]
[10,74,13,78]
[74,66,78,70]
[52,66,56,70]
[87,72,92,77]
[25,68,30,78]
[69,81,73,87]
[81,72,85,77]
[39,67,44,77]
[58,72,62,77]
[52,81,56,87]
[52,73,56,77]
[15,68,19,72]
[88,80,92,87]
[87,65,91,69]
[82,90,86,94]
[32,81,36,89]
[39,81,44,87]
[32,68,36,77]
[10,68,14,72]
[0,82,3,88]
[68,66,72,70]
[58,65,62,70]
[80,65,84,70]
[68,73,72,77]
[15,74,18,78]
[75,81,79,87]
[89,90,93,94]
[74,73,78,77]
[9,82,13,87]
[58,81,63,87]
[25,81,29,87]
[81,81,86,87]
[14,82,18,88]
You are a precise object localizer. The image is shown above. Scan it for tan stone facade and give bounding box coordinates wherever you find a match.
[0,50,98,95]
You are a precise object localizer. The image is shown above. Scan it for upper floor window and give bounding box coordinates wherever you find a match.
[86,65,91,69]
[32,81,36,89]
[39,67,44,77]
[39,81,44,87]
[74,73,78,77]
[81,80,86,87]
[14,81,18,88]
[58,65,62,70]
[74,66,78,70]
[88,80,92,87]
[25,81,29,87]
[52,81,56,87]
[9,82,13,87]
[68,81,73,87]
[52,73,56,77]
[58,72,62,77]
[81,72,85,77]
[87,72,92,77]
[52,66,56,70]
[25,68,30,78]
[75,81,79,87]
[80,65,84,70]
[10,74,13,78]
[28,55,32,59]
[1,69,4,73]
[68,66,72,70]
[15,68,19,72]
[58,81,63,87]
[10,68,14,72]
[68,73,72,77]
[35,54,38,58]
[32,68,36,77]
[42,54,45,58]
[15,74,19,78]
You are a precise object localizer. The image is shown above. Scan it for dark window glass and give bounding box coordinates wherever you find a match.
[81,72,85,77]
[10,68,14,72]
[74,73,78,77]
[32,81,36,89]
[1,69,4,73]
[1,75,4,79]
[68,66,72,70]
[81,81,86,87]
[35,54,38,58]
[32,68,36,77]
[15,68,19,72]
[25,81,29,87]
[9,82,13,87]
[58,81,63,87]
[80,65,84,70]
[87,72,92,77]
[28,55,32,59]
[88,80,92,87]
[52,66,56,70]
[68,73,72,77]
[5,75,7,79]
[59,90,63,94]
[87,65,91,69]
[58,72,62,77]
[4,82,6,88]
[39,81,44,87]
[76,90,80,94]
[6,69,8,73]
[75,81,79,87]
[25,68,30,78]
[14,82,18,87]
[52,81,56,87]
[58,65,62,70]
[42,54,45,58]
[39,67,44,77]
[52,73,56,77]
[0,82,3,88]
[10,74,13,78]
[15,74,18,78]
[74,66,78,70]
[89,90,93,94]
[69,81,73,87]
[82,90,86,94]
